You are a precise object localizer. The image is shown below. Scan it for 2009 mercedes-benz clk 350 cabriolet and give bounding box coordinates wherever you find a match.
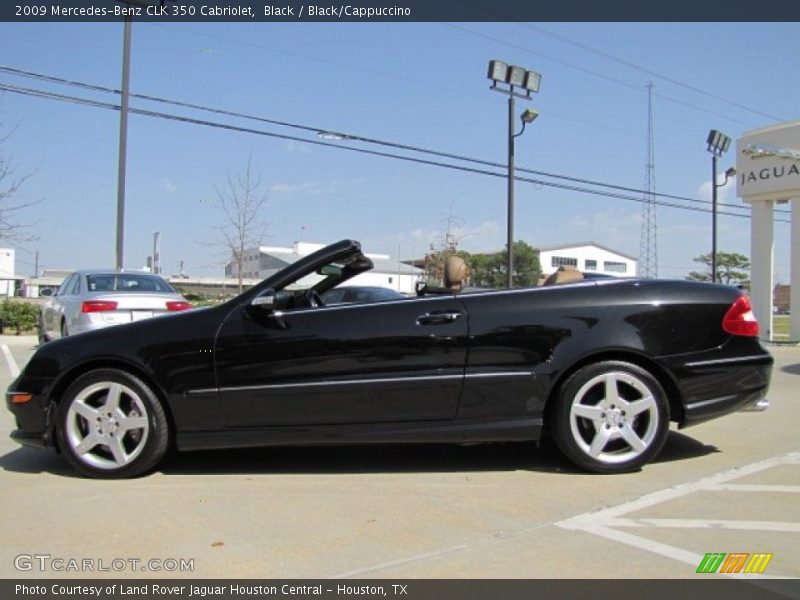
[6,240,772,478]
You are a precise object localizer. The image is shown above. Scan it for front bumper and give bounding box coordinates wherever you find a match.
[6,386,53,450]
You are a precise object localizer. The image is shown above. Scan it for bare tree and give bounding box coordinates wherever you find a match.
[0,125,38,244]
[215,157,268,293]
[423,204,469,284]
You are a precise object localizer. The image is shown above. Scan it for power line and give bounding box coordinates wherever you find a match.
[1,64,786,218]
[443,23,761,129]
[1,80,790,225]
[519,23,788,123]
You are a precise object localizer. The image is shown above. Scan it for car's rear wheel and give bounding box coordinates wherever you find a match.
[551,361,669,474]
[60,320,69,338]
[56,369,169,478]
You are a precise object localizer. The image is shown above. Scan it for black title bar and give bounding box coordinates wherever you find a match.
[3,0,800,22]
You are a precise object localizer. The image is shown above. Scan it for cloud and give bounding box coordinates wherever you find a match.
[382,221,503,257]
[566,209,641,256]
[269,178,367,197]
[285,140,313,155]
[269,181,336,196]
[697,175,734,204]
[161,177,178,193]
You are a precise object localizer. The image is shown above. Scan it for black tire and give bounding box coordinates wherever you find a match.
[37,315,50,345]
[55,369,170,478]
[551,361,669,474]
[60,319,69,338]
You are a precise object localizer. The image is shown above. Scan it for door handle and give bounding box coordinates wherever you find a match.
[416,311,462,325]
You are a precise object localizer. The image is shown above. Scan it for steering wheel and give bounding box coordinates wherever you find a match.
[304,289,323,308]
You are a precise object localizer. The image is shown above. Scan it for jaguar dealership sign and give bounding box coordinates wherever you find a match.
[737,121,800,202]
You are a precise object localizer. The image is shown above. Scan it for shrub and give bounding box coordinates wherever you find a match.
[0,300,40,335]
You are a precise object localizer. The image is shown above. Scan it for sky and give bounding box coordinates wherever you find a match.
[0,20,797,279]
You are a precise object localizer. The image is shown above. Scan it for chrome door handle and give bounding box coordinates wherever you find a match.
[416,311,462,325]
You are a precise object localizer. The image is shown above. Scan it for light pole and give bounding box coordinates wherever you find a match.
[116,15,132,271]
[487,60,541,288]
[113,0,172,269]
[706,129,732,283]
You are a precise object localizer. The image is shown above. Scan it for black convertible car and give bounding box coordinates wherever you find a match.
[6,240,772,478]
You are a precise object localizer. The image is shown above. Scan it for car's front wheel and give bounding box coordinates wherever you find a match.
[56,369,169,478]
[551,361,669,474]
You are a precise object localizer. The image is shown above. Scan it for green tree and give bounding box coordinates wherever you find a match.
[686,252,750,286]
[468,241,541,288]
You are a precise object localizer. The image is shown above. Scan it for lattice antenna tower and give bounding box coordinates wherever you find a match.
[639,82,658,278]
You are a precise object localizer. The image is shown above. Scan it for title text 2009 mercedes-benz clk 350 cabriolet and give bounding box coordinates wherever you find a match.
[6,240,772,478]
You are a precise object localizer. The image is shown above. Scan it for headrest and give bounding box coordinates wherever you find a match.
[543,265,584,286]
[444,255,469,290]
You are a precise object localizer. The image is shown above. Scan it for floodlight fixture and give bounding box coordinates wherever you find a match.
[487,59,542,99]
[507,65,526,87]
[706,129,731,156]
[523,70,542,93]
[520,109,539,124]
[487,60,508,83]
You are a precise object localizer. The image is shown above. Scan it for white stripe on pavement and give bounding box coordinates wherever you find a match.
[704,484,800,493]
[0,344,20,378]
[607,517,800,533]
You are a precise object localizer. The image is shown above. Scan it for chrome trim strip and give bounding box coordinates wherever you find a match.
[684,355,771,368]
[186,371,533,396]
[464,372,532,379]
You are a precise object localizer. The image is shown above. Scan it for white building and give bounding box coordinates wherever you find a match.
[538,242,637,277]
[226,242,423,295]
[0,248,23,297]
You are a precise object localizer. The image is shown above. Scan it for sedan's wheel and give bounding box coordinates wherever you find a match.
[60,320,69,338]
[551,361,669,474]
[37,316,50,345]
[56,369,169,478]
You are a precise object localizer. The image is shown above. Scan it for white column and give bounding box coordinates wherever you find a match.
[750,200,774,341]
[791,198,800,340]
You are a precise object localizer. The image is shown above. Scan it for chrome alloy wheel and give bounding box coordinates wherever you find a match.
[65,382,150,470]
[568,371,660,465]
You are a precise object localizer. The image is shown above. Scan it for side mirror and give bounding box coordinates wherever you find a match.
[250,289,278,311]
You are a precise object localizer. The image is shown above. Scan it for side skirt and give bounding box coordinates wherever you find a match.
[175,417,543,452]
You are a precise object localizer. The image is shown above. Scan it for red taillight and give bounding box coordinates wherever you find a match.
[81,300,118,313]
[166,301,192,312]
[722,295,759,337]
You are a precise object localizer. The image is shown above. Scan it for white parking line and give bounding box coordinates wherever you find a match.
[557,451,800,575]
[608,517,800,533]
[557,451,800,529]
[0,344,20,378]
[705,484,800,493]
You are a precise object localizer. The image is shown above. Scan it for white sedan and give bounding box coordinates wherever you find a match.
[39,270,192,343]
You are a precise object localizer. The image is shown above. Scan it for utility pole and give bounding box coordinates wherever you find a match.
[115,16,132,270]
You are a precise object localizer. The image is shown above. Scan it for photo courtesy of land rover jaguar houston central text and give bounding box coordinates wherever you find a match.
[6,240,773,478]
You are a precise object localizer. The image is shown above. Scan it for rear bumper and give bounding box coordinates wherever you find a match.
[740,397,770,412]
[669,346,773,428]
[681,386,770,427]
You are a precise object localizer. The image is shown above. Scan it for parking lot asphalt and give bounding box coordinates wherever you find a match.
[0,335,797,579]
